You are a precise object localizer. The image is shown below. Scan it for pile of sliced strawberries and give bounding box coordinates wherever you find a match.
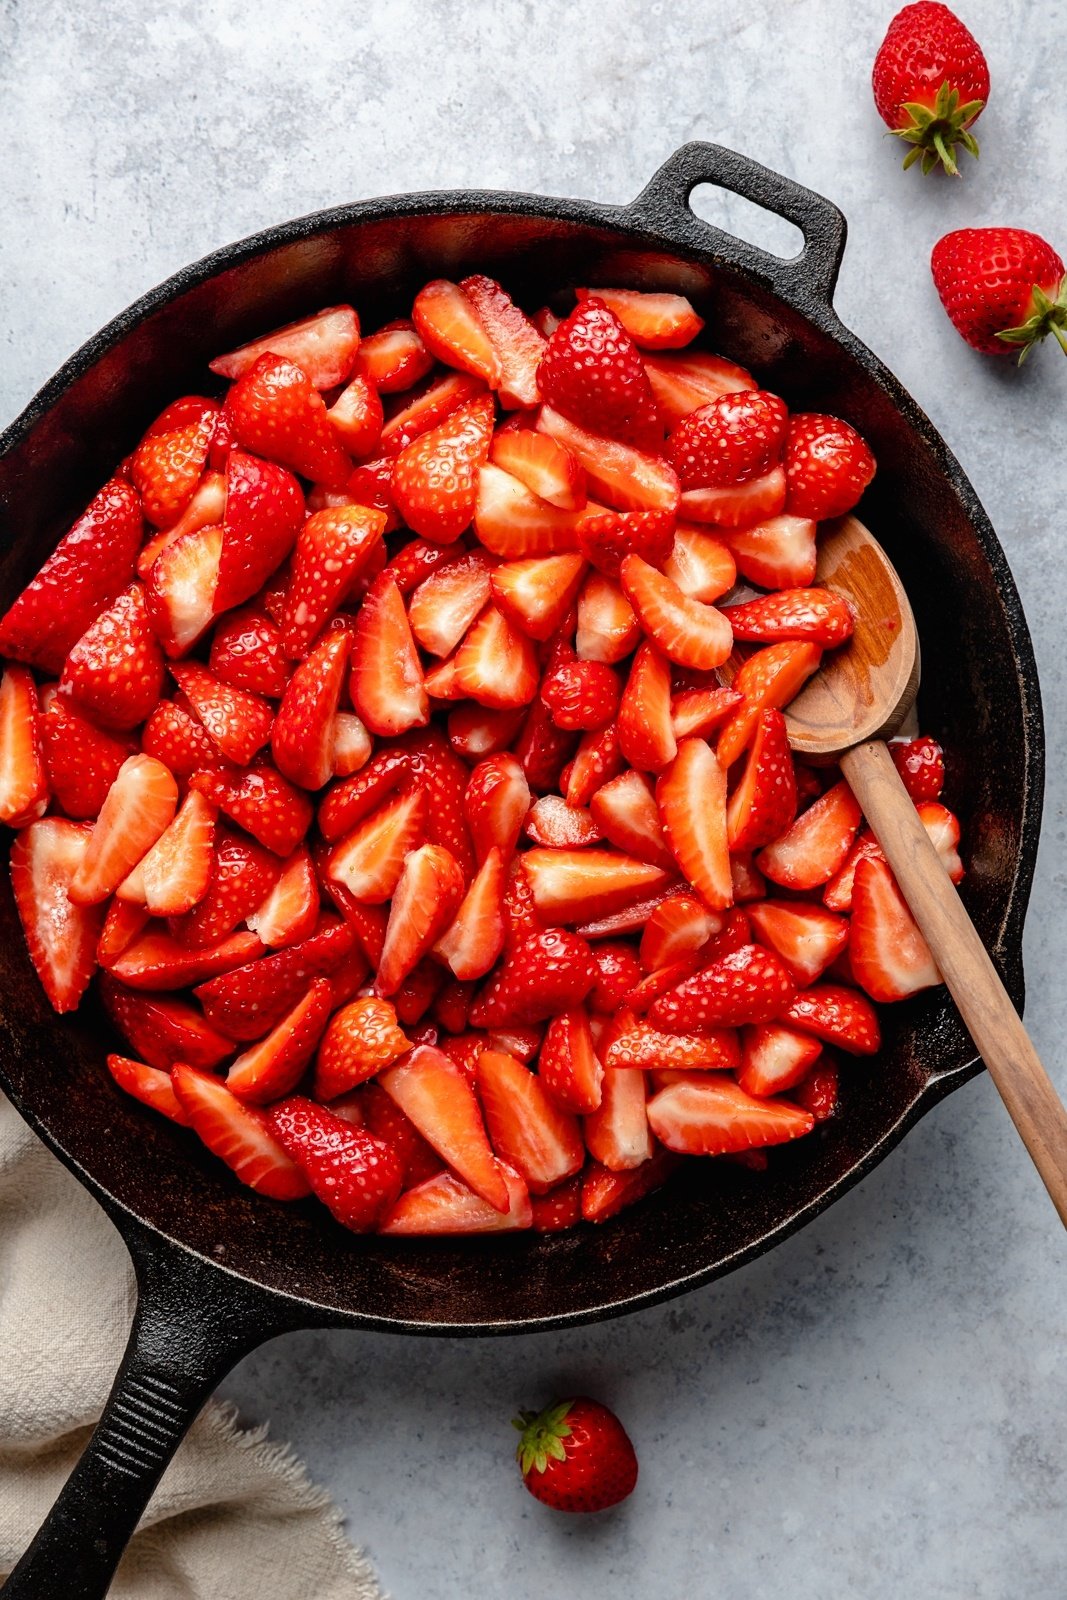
[0,277,964,1236]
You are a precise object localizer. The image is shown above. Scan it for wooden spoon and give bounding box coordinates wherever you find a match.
[784,515,1067,1228]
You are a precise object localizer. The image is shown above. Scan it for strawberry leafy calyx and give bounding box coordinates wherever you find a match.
[513,1399,575,1476]
[892,80,984,177]
[995,276,1067,365]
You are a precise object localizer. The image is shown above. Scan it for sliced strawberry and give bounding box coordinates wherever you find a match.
[0,666,47,826]
[618,641,677,772]
[459,275,546,407]
[650,943,796,1030]
[454,604,539,708]
[313,996,411,1100]
[576,507,676,578]
[211,305,361,389]
[731,851,766,904]
[460,753,525,863]
[271,1096,404,1228]
[620,554,732,670]
[226,353,351,486]
[589,770,675,870]
[647,1073,813,1155]
[582,1065,650,1171]
[737,1022,823,1097]
[747,898,849,987]
[721,514,818,589]
[784,413,876,520]
[717,642,824,769]
[392,727,475,876]
[434,846,507,981]
[530,1173,585,1232]
[170,1065,310,1198]
[209,606,290,698]
[537,1007,603,1114]
[141,520,223,659]
[643,349,755,427]
[849,855,941,1002]
[376,844,465,996]
[379,1042,508,1209]
[168,827,278,947]
[349,575,428,736]
[606,1012,739,1071]
[537,297,658,447]
[656,736,731,910]
[889,735,946,803]
[97,897,150,967]
[380,1163,531,1234]
[326,368,384,456]
[38,688,134,819]
[133,789,215,916]
[821,830,885,913]
[270,629,350,791]
[381,371,486,456]
[170,662,273,766]
[10,819,103,1012]
[793,1056,839,1122]
[524,795,602,849]
[473,463,583,558]
[916,800,964,881]
[100,977,234,1071]
[578,287,703,350]
[756,779,863,890]
[392,393,495,544]
[332,712,372,778]
[59,583,165,730]
[412,279,500,388]
[523,846,674,924]
[639,892,720,971]
[225,977,333,1103]
[726,709,797,852]
[490,552,586,641]
[586,943,640,1013]
[679,465,787,529]
[575,571,640,664]
[783,984,881,1055]
[327,787,426,903]
[488,430,584,510]
[513,697,577,793]
[0,479,142,674]
[317,745,410,843]
[470,927,597,1027]
[67,755,178,906]
[408,549,495,656]
[358,319,434,393]
[663,526,736,602]
[106,1053,189,1124]
[194,918,355,1039]
[724,587,855,647]
[476,1048,584,1193]
[138,472,227,580]
[540,659,621,732]
[564,726,623,808]
[281,504,386,657]
[392,960,445,1027]
[667,390,787,492]
[141,700,221,780]
[502,856,543,952]
[385,536,467,594]
[214,451,304,614]
[581,1147,680,1223]
[238,843,316,950]
[189,762,313,857]
[671,685,741,740]
[109,926,263,991]
[538,407,680,514]
[130,396,219,528]
[574,884,682,941]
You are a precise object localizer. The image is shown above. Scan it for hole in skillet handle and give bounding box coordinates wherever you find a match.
[621,141,848,313]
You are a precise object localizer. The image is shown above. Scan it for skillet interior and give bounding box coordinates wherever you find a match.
[0,186,1042,1333]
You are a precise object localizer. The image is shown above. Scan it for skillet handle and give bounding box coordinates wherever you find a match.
[1,1231,291,1599]
[623,142,848,310]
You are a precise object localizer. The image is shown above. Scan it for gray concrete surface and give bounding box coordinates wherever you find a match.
[2,1,1066,1595]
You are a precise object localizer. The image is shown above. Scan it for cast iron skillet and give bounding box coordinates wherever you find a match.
[0,144,1043,1597]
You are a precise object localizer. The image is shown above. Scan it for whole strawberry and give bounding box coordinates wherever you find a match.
[872,2,989,176]
[514,1397,638,1513]
[931,228,1067,361]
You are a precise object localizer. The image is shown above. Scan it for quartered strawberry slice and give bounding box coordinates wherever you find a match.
[130,396,220,528]
[476,1048,584,1193]
[379,1164,532,1234]
[132,788,216,916]
[412,279,501,388]
[564,726,623,808]
[376,844,465,996]
[245,844,318,949]
[524,795,602,848]
[638,892,721,971]
[110,927,263,991]
[650,943,797,1030]
[720,514,818,589]
[225,977,333,1104]
[618,641,677,772]
[358,319,433,393]
[747,898,849,986]
[588,770,674,870]
[144,523,224,658]
[379,1043,509,1210]
[576,571,641,664]
[210,305,361,389]
[522,847,674,925]
[386,537,467,595]
[849,855,941,1003]
[470,928,598,1028]
[642,349,755,427]
[312,996,410,1100]
[671,685,741,740]
[61,583,166,730]
[473,463,583,558]
[173,1065,311,1199]
[349,575,428,736]
[434,847,507,981]
[194,917,355,1039]
[585,1064,652,1171]
[454,604,540,708]
[488,430,585,510]
[756,779,863,890]
[460,275,546,407]
[647,1073,814,1155]
[513,697,577,793]
[270,1096,404,1230]
[581,1147,681,1223]
[576,508,676,578]
[214,451,304,614]
[271,628,350,791]
[166,822,278,947]
[326,787,427,903]
[0,478,143,674]
[620,554,732,670]
[408,549,496,657]
[280,504,386,658]
[538,406,680,513]
[331,712,372,778]
[209,605,291,699]
[663,526,736,602]
[106,1053,190,1124]
[68,754,178,906]
[667,390,788,491]
[656,736,731,910]
[326,368,384,456]
[724,587,855,647]
[737,1022,823,1098]
[679,465,787,529]
[39,687,136,819]
[100,975,235,1069]
[138,472,227,580]
[537,297,659,448]
[316,745,410,844]
[605,1012,739,1071]
[226,353,351,487]
[530,1173,585,1232]
[381,371,487,456]
[170,661,273,766]
[578,287,704,350]
[0,666,48,826]
[782,983,882,1054]
[717,642,824,769]
[540,659,621,731]
[537,1007,603,1114]
[726,709,797,852]
[189,763,314,857]
[96,897,150,967]
[392,393,496,544]
[10,819,103,1012]
[490,552,586,641]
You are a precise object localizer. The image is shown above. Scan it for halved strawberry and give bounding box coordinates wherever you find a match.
[576,507,676,578]
[377,843,465,996]
[756,779,863,890]
[747,899,849,986]
[209,606,290,698]
[783,984,881,1055]
[131,789,215,916]
[39,688,135,819]
[194,917,355,1039]
[476,1048,584,1193]
[408,549,495,657]
[663,526,736,602]
[679,465,787,529]
[0,666,48,826]
[68,755,178,906]
[585,1065,653,1171]
[327,786,426,903]
[724,587,855,647]
[524,795,602,848]
[821,830,885,913]
[581,1147,680,1223]
[784,413,876,521]
[473,463,583,558]
[210,305,361,389]
[226,353,351,486]
[358,319,433,393]
[650,943,796,1030]
[412,279,500,388]
[647,1073,813,1155]
[667,390,788,491]
[189,762,313,857]
[271,1095,405,1230]
[490,552,586,641]
[488,430,584,510]
[313,995,410,1100]
[379,1042,508,1209]
[471,926,598,1027]
[453,604,539,708]
[129,396,219,528]
[270,629,350,792]
[110,927,263,991]
[280,504,386,658]
[460,275,546,407]
[618,641,677,772]
[639,892,720,971]
[172,1064,311,1198]
[726,709,797,852]
[241,843,317,950]
[575,571,640,664]
[849,855,941,1002]
[106,1053,190,1124]
[721,514,818,589]
[642,349,755,424]
[317,745,410,843]
[605,1011,739,1071]
[717,642,824,769]
[537,297,659,447]
[0,478,143,674]
[656,736,731,910]
[392,394,495,544]
[434,846,507,980]
[464,752,530,862]
[620,554,732,670]
[537,1007,603,1113]
[170,661,273,766]
[226,977,333,1103]
[737,1022,823,1097]
[59,583,165,730]
[578,287,704,350]
[379,1164,532,1234]
[381,371,486,456]
[326,368,385,456]
[10,819,103,1012]
[538,407,680,514]
[589,769,675,870]
[213,451,304,614]
[349,575,428,737]
[100,978,234,1071]
[523,847,674,924]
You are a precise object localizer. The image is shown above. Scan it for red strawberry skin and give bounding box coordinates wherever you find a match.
[667,391,787,489]
[931,229,1067,360]
[872,2,989,175]
[537,298,659,448]
[269,1095,403,1231]
[215,450,304,613]
[226,354,351,486]
[515,1396,638,1513]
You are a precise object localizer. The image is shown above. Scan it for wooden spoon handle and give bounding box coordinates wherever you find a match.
[840,739,1067,1230]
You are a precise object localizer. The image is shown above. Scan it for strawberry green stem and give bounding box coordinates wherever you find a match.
[995,276,1067,365]
[893,80,984,177]
[513,1400,575,1476]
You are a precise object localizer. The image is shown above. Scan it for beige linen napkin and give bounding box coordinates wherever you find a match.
[0,1091,383,1599]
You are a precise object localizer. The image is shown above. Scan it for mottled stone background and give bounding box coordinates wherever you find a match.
[2,1,1065,1595]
